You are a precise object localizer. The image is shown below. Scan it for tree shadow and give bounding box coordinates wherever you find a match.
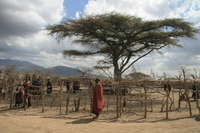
[145,116,197,123]
[100,115,199,124]
[41,115,90,121]
[65,118,93,124]
[195,116,200,122]
[0,106,24,112]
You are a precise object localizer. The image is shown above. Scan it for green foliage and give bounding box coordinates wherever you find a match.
[46,12,199,81]
[125,72,151,80]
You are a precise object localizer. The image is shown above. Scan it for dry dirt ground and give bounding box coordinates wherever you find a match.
[1,87,200,133]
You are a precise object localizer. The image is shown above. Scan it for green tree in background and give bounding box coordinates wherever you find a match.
[46,12,199,82]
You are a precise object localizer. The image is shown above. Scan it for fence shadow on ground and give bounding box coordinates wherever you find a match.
[195,115,200,121]
[0,106,24,112]
[65,118,93,124]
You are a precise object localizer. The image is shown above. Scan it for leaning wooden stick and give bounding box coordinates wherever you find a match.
[59,81,63,114]
[166,86,169,119]
[144,86,148,118]
[41,74,45,113]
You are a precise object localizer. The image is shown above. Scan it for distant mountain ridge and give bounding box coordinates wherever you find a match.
[0,59,82,76]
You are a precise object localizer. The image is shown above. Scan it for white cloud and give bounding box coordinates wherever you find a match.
[0,0,65,37]
[0,0,200,78]
[82,0,200,77]
[84,0,179,20]
[0,0,68,67]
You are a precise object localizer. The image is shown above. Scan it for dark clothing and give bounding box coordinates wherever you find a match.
[66,81,70,92]
[32,80,41,95]
[27,85,32,108]
[164,84,171,92]
[192,84,196,97]
[73,81,80,93]
[47,81,52,94]
[28,92,32,107]
[15,87,23,105]
[92,84,104,115]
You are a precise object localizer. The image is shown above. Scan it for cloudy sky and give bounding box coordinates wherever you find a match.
[0,0,200,78]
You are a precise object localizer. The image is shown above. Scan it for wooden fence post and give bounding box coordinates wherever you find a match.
[144,86,147,118]
[166,88,169,119]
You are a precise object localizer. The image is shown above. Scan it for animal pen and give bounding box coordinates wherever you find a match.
[0,72,200,120]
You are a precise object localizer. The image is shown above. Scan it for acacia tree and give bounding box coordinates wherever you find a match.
[46,12,199,82]
[93,66,113,79]
[74,66,93,77]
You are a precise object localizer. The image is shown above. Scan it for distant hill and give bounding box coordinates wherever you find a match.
[50,66,82,76]
[0,59,82,76]
[0,59,37,68]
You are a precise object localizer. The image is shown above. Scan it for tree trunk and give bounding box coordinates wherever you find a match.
[116,89,120,118]
[114,68,123,118]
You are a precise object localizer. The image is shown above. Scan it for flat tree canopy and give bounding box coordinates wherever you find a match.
[46,12,199,82]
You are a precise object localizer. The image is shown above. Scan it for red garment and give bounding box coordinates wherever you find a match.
[27,90,32,107]
[16,88,24,104]
[92,84,104,115]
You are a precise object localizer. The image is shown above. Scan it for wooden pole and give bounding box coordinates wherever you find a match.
[172,87,175,110]
[166,88,169,119]
[178,88,181,109]
[194,83,200,115]
[24,73,29,111]
[90,84,93,116]
[119,83,122,117]
[50,89,60,108]
[66,81,71,115]
[140,87,143,108]
[66,93,70,115]
[41,94,44,113]
[144,87,147,118]
[41,74,45,113]
[59,81,63,114]
[181,69,192,117]
[106,94,111,112]
[10,82,14,109]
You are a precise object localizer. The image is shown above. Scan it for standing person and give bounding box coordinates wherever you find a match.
[27,88,32,108]
[46,79,52,94]
[23,81,32,108]
[27,81,33,108]
[14,84,24,106]
[191,83,199,100]
[66,80,70,92]
[72,81,76,93]
[92,78,104,121]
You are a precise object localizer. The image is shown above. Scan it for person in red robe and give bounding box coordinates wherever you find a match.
[14,85,24,106]
[92,78,104,121]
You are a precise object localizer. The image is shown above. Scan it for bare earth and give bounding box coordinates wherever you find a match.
[1,89,200,133]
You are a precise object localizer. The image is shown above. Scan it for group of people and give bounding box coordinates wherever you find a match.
[65,80,80,93]
[13,81,33,108]
[13,79,52,108]
[13,78,104,121]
